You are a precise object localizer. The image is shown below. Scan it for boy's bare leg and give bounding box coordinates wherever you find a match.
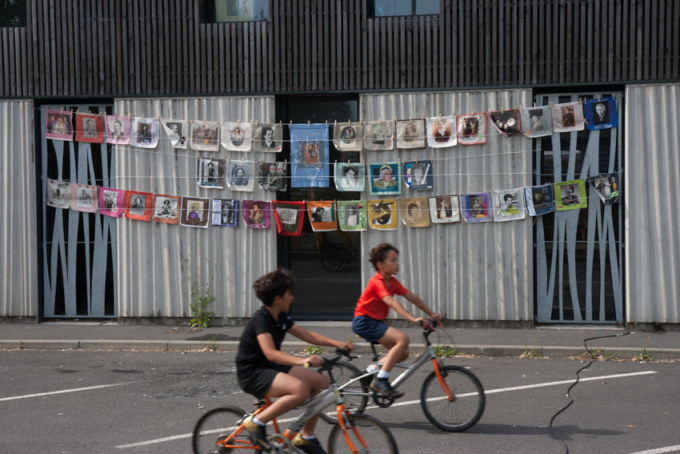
[377,326,410,373]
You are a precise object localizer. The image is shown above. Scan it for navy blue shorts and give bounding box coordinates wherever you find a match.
[352,316,389,343]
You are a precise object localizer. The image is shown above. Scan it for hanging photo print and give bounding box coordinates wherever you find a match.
[70,183,98,213]
[457,113,487,145]
[363,120,394,151]
[492,188,526,222]
[226,159,255,192]
[555,180,588,211]
[399,198,430,228]
[46,110,73,141]
[211,199,239,228]
[222,121,252,152]
[161,119,188,149]
[489,109,522,136]
[190,121,220,152]
[525,184,555,216]
[429,195,460,224]
[272,201,305,236]
[402,160,433,191]
[588,174,620,204]
[197,157,226,189]
[46,179,72,209]
[396,119,425,149]
[75,113,105,143]
[426,115,457,148]
[106,115,131,145]
[152,194,180,224]
[551,102,585,133]
[130,117,160,148]
[258,161,288,192]
[337,200,368,231]
[584,98,618,130]
[290,123,329,188]
[180,196,210,228]
[241,200,271,229]
[368,199,398,230]
[461,193,492,223]
[333,122,363,152]
[369,162,401,195]
[307,201,337,232]
[99,187,125,218]
[521,106,553,138]
[124,191,153,222]
[334,162,365,192]
[253,123,283,152]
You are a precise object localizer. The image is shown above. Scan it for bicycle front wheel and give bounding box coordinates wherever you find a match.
[192,405,247,454]
[327,413,398,454]
[420,365,485,432]
[320,360,369,424]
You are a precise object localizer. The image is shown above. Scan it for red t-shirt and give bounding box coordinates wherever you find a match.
[354,273,408,320]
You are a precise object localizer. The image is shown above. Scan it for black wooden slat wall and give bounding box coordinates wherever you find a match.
[0,0,678,98]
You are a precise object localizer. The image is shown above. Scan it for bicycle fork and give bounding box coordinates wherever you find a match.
[432,358,456,402]
[336,405,370,454]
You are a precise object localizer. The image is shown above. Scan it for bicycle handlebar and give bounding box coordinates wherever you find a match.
[304,348,354,371]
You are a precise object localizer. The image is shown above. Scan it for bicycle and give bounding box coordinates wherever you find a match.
[192,349,399,453]
[323,323,485,432]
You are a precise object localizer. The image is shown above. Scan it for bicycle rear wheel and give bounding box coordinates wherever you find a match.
[192,405,248,454]
[420,365,485,432]
[327,412,398,454]
[320,361,369,424]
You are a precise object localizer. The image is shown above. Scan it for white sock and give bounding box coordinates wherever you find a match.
[252,416,266,426]
[377,370,390,379]
[301,435,316,440]
[366,364,378,373]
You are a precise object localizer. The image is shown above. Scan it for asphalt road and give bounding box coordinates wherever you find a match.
[1,349,679,454]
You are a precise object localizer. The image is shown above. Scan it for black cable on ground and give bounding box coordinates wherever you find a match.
[547,330,631,454]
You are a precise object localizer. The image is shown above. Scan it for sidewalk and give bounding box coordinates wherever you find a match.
[1,320,679,360]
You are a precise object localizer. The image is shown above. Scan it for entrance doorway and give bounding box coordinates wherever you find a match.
[278,96,361,320]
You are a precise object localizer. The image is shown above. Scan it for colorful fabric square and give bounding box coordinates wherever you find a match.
[489,109,522,135]
[399,198,430,227]
[272,201,305,236]
[369,162,401,195]
[253,123,284,152]
[368,199,398,230]
[45,110,73,141]
[106,115,131,145]
[456,113,487,145]
[241,200,271,229]
[492,188,526,221]
[334,162,365,192]
[521,107,553,138]
[46,179,72,209]
[226,159,255,192]
[124,191,153,221]
[75,113,105,143]
[307,201,337,232]
[461,193,492,223]
[153,194,180,224]
[584,98,618,130]
[403,160,433,190]
[221,121,252,152]
[429,195,460,223]
[98,187,125,218]
[190,121,220,151]
[258,162,288,192]
[161,119,188,149]
[210,199,239,227]
[426,115,457,148]
[333,122,363,151]
[337,200,368,231]
[71,183,99,213]
[524,184,555,216]
[363,120,394,151]
[396,119,425,149]
[130,117,160,148]
[554,180,588,211]
[588,174,620,204]
[290,123,329,188]
[180,196,210,228]
[197,157,225,189]
[551,102,585,133]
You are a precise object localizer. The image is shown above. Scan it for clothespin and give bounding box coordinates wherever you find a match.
[289,120,292,126]
[533,102,536,108]
[307,120,311,127]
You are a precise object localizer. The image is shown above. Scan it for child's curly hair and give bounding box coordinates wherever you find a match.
[253,269,294,306]
[368,243,399,271]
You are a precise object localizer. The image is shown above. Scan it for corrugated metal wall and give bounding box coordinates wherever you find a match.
[359,90,534,321]
[625,84,680,324]
[0,100,38,317]
[114,97,276,318]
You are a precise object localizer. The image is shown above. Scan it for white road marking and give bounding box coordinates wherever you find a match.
[0,382,133,402]
[627,446,680,454]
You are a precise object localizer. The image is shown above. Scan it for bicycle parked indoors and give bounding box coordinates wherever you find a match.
[321,322,485,432]
[193,349,399,454]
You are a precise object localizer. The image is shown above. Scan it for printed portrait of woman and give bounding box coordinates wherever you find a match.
[432,118,451,142]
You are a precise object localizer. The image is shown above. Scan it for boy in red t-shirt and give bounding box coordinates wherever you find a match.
[352,243,440,398]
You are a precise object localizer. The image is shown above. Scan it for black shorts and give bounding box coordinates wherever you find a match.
[237,364,292,399]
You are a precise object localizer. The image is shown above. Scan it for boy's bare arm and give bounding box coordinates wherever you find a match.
[256,332,312,366]
[288,324,354,351]
[403,291,439,320]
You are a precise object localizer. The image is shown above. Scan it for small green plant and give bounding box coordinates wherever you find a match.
[433,345,457,358]
[519,349,544,359]
[188,273,215,329]
[634,349,654,362]
[305,345,323,355]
